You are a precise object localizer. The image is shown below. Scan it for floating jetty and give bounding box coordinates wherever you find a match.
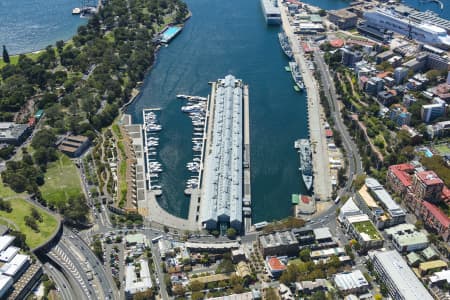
[142,108,163,194]
[180,94,208,193]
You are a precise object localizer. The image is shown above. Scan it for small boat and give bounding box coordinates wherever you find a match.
[72,7,81,14]
[294,85,300,92]
[285,66,291,72]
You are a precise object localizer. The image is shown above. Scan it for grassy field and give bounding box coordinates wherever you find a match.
[0,198,58,248]
[434,143,450,156]
[0,180,21,199]
[353,220,381,240]
[0,51,42,68]
[40,153,83,207]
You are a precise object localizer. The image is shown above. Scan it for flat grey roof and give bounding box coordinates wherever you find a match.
[365,178,405,217]
[370,250,433,300]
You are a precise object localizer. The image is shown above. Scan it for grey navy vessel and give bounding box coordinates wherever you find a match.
[295,139,313,191]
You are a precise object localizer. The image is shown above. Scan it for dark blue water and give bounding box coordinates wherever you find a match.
[0,0,86,54]
[127,0,310,222]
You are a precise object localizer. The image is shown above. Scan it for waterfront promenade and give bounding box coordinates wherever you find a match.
[278,0,332,200]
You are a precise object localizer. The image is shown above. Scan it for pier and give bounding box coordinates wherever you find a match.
[243,85,252,233]
[278,0,332,200]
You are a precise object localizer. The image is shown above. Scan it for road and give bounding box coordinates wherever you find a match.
[43,262,75,300]
[63,227,118,300]
[151,242,169,300]
[313,48,363,184]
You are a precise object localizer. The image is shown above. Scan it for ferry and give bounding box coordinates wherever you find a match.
[295,139,313,191]
[289,62,305,91]
[278,31,293,60]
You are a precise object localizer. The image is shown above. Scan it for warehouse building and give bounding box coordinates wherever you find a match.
[0,123,31,146]
[333,270,370,295]
[369,250,433,300]
[259,231,299,257]
[200,75,244,231]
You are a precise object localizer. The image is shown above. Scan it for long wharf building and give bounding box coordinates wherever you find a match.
[201,75,245,232]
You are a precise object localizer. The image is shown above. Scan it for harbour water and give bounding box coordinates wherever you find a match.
[0,0,86,54]
[127,0,310,222]
[127,0,450,223]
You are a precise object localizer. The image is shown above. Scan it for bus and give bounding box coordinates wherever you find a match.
[151,235,163,243]
[334,196,340,204]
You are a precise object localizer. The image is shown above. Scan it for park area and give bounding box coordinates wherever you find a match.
[0,198,58,248]
[40,153,83,207]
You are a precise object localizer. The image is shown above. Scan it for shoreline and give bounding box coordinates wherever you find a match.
[120,10,193,112]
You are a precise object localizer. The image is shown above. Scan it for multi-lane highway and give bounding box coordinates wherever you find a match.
[62,227,118,300]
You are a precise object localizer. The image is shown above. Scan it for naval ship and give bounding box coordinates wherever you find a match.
[289,61,305,90]
[295,139,313,191]
[278,31,293,60]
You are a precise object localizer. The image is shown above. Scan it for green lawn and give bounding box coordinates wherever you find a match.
[353,220,382,240]
[434,143,450,156]
[0,198,58,249]
[0,180,21,199]
[40,153,83,207]
[0,51,42,68]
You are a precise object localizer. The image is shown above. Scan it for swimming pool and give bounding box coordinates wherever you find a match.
[424,148,433,158]
[161,26,182,43]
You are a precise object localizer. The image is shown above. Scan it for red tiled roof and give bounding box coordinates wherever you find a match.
[267,257,286,271]
[377,72,392,79]
[301,195,311,204]
[389,164,414,187]
[28,117,36,127]
[330,39,344,48]
[417,171,444,186]
[422,201,450,228]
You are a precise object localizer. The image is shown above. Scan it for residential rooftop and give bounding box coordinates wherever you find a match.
[352,220,382,241]
[369,250,433,300]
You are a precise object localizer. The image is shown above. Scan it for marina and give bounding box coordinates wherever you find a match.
[178,95,208,193]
